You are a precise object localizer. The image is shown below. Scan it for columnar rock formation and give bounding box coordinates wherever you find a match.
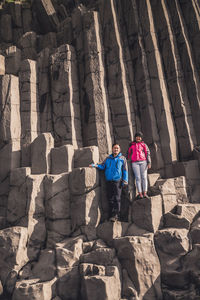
[0,0,200,299]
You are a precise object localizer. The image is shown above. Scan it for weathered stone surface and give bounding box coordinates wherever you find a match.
[69,167,99,195]
[163,212,190,230]
[190,217,200,244]
[0,14,12,42]
[0,55,5,75]
[33,0,59,34]
[37,47,53,134]
[173,160,200,202]
[126,223,151,236]
[74,146,99,168]
[56,267,80,300]
[26,174,46,260]
[0,227,28,288]
[19,59,40,166]
[31,133,54,174]
[148,173,160,187]
[56,236,83,277]
[71,188,101,231]
[45,182,70,219]
[50,44,82,148]
[7,167,31,226]
[155,178,177,213]
[97,221,129,245]
[18,31,37,60]
[80,248,116,266]
[0,74,21,145]
[12,277,57,300]
[51,145,74,174]
[154,228,190,288]
[114,235,162,300]
[81,265,121,300]
[122,268,138,299]
[176,204,200,223]
[174,176,189,203]
[131,195,163,232]
[44,173,69,202]
[31,249,56,281]
[5,46,21,75]
[72,10,113,159]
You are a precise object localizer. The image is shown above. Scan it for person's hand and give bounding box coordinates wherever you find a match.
[148,163,151,169]
[89,163,96,168]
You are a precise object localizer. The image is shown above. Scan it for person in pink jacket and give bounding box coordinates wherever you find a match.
[127,132,151,199]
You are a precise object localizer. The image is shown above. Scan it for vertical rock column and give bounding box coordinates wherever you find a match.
[98,0,136,153]
[137,0,178,175]
[37,48,53,134]
[150,0,196,160]
[72,10,113,160]
[121,0,164,172]
[0,75,21,228]
[167,0,200,145]
[50,44,82,148]
[19,59,40,166]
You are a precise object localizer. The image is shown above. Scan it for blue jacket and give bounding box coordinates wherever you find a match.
[96,153,128,184]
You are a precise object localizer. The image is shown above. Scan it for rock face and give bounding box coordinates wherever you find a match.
[0,0,200,299]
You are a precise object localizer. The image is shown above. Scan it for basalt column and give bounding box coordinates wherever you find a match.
[167,0,200,145]
[98,0,136,154]
[119,0,164,172]
[136,0,178,175]
[50,44,82,148]
[150,0,197,160]
[0,75,21,228]
[19,59,40,166]
[72,9,113,160]
[37,48,53,134]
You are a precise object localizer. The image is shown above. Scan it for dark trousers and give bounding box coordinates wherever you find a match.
[106,181,122,218]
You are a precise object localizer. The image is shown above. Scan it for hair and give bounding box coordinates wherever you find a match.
[134,131,143,139]
[112,143,120,148]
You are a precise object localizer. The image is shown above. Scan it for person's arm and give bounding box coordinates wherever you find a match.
[144,143,151,168]
[122,157,128,186]
[89,158,107,170]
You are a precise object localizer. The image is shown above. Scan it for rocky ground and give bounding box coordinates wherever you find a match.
[0,0,200,299]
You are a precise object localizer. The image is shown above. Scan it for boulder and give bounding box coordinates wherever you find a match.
[80,248,116,266]
[174,176,189,203]
[51,145,74,174]
[176,204,200,223]
[69,167,100,195]
[163,212,190,230]
[81,265,121,300]
[12,277,57,300]
[56,236,83,277]
[97,221,129,246]
[113,235,162,300]
[155,178,177,213]
[74,146,99,168]
[131,195,163,232]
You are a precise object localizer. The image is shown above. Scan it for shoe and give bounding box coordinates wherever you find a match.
[136,194,143,199]
[109,215,118,222]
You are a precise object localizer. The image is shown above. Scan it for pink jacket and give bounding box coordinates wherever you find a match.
[127,142,151,163]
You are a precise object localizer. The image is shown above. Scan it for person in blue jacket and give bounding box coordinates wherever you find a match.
[90,143,128,221]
